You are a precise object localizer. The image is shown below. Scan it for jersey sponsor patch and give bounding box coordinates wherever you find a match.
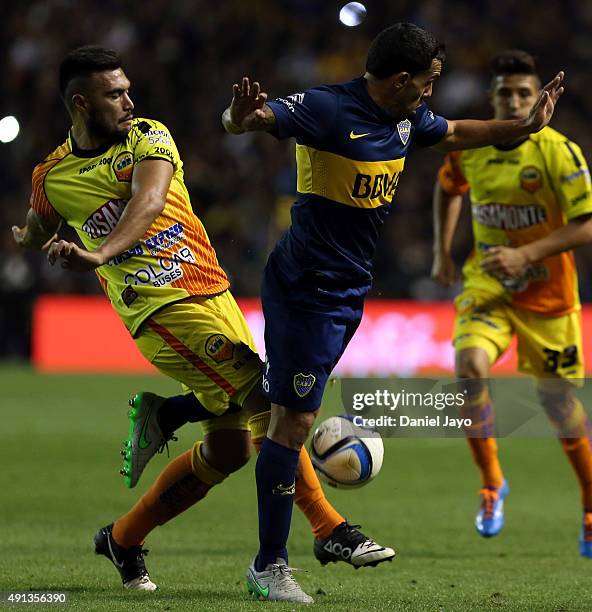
[82,199,128,239]
[144,223,184,255]
[520,166,543,193]
[121,285,139,307]
[123,257,184,288]
[108,244,143,266]
[472,204,546,230]
[397,119,411,145]
[293,373,316,398]
[205,333,235,363]
[113,152,133,182]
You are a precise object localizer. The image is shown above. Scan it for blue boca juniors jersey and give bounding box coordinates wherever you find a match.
[267,77,448,295]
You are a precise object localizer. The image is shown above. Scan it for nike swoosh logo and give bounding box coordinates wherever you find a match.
[273,482,296,496]
[250,573,270,598]
[107,534,124,568]
[349,131,370,139]
[138,404,152,450]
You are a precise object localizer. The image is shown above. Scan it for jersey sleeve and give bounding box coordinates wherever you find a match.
[550,140,592,220]
[411,103,449,148]
[29,161,62,223]
[132,120,181,170]
[437,151,469,196]
[267,87,339,143]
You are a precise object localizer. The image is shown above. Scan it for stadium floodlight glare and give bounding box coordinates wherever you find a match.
[339,2,367,27]
[0,116,20,143]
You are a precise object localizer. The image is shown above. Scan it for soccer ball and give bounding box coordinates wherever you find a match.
[310,415,383,488]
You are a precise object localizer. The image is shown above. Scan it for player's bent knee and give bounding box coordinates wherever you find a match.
[197,430,252,477]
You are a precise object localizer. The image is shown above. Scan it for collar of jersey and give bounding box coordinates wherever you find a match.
[494,136,530,151]
[69,131,117,158]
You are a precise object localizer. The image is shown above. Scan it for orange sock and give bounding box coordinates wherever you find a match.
[461,388,504,489]
[466,438,504,489]
[560,437,592,511]
[249,411,344,540]
[112,449,211,548]
[540,393,592,510]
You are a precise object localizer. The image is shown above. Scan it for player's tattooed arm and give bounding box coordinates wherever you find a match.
[434,72,564,152]
[222,77,276,134]
[12,208,60,251]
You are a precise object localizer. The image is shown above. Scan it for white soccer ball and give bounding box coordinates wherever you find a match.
[310,415,383,488]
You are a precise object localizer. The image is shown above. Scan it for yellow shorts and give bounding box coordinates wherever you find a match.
[134,291,261,434]
[453,289,584,380]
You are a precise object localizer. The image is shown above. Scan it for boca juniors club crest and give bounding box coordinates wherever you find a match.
[397,119,411,145]
[205,334,234,363]
[293,373,316,398]
[520,165,543,193]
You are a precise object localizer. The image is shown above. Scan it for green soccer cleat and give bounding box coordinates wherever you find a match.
[120,392,176,488]
[246,558,313,604]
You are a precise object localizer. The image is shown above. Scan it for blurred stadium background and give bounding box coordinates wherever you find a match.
[4,3,592,609]
[2,0,592,369]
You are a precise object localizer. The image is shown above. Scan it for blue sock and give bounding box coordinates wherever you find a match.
[158,393,240,435]
[255,437,300,571]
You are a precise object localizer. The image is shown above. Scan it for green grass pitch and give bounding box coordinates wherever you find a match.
[1,367,591,610]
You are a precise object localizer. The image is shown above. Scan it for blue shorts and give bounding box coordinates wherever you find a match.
[261,257,364,411]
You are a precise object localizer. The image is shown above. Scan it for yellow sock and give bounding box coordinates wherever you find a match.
[249,411,345,539]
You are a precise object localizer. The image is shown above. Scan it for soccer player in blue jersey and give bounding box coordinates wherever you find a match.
[222,22,564,602]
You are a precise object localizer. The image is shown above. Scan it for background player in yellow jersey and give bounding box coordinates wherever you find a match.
[432,50,592,555]
[11,46,394,599]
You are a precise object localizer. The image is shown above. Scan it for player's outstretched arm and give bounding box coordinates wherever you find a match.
[48,159,172,272]
[222,77,276,134]
[431,183,462,287]
[12,208,60,251]
[482,213,592,279]
[434,72,564,152]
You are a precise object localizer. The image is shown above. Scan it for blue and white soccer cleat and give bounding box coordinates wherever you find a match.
[475,480,509,538]
[579,512,592,558]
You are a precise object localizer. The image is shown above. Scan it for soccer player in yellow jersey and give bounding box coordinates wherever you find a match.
[12,46,394,597]
[432,50,592,555]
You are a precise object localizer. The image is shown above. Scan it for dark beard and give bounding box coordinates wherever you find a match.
[87,110,129,144]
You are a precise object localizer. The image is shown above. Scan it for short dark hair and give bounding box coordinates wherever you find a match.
[366,22,445,79]
[59,46,122,103]
[490,49,539,79]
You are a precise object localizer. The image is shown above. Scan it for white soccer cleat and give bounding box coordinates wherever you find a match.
[123,575,158,591]
[246,558,313,604]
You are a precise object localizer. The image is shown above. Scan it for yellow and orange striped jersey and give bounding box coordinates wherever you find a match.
[30,118,229,335]
[438,126,592,316]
